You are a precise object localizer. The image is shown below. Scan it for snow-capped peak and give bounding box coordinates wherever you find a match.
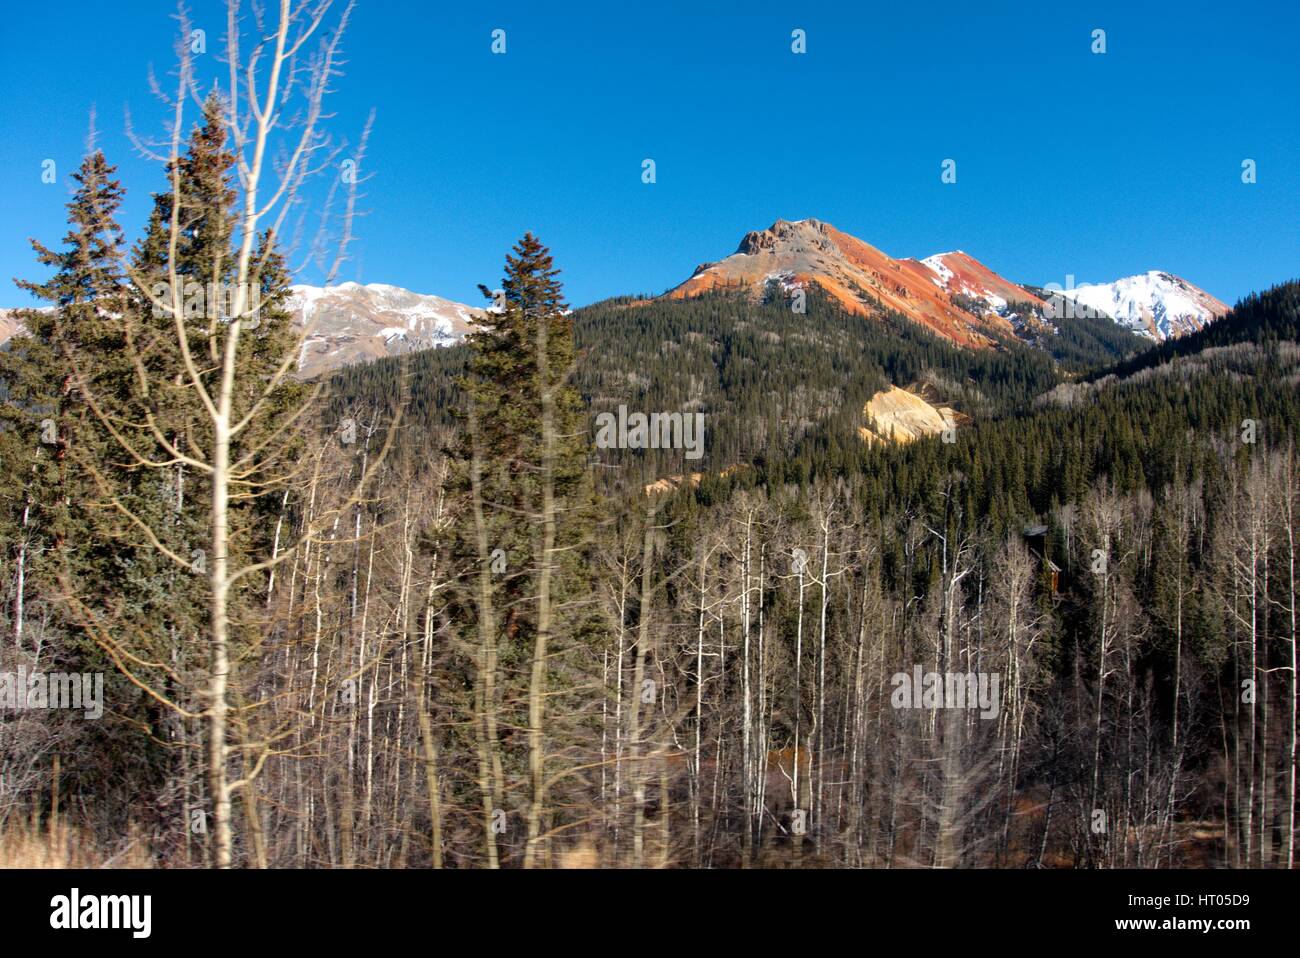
[1049,271,1228,340]
[287,282,483,378]
[917,250,1040,322]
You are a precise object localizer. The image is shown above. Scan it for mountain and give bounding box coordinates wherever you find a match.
[661,218,1228,350]
[1,285,481,379]
[1093,279,1299,381]
[0,308,27,345]
[0,235,1226,376]
[663,218,1044,348]
[290,282,480,378]
[1045,271,1228,340]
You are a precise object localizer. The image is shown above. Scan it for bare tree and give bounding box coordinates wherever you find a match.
[58,0,401,868]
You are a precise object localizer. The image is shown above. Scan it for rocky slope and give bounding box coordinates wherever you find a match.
[290,283,480,378]
[915,250,1045,333]
[663,218,1035,348]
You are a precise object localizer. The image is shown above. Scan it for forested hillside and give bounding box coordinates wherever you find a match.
[328,281,1147,489]
[2,0,1298,925]
[311,272,1300,868]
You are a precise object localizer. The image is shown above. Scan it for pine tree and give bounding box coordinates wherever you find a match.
[0,149,182,833]
[0,148,127,644]
[118,96,304,662]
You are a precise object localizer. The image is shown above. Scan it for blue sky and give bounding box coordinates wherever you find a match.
[1,0,1296,309]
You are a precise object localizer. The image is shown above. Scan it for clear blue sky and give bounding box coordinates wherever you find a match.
[1,0,1296,309]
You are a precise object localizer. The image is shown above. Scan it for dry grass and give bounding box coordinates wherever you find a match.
[0,820,153,869]
[556,839,602,869]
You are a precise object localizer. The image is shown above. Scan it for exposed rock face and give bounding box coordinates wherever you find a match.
[738,219,837,257]
[858,384,968,445]
[642,465,745,497]
[643,472,710,496]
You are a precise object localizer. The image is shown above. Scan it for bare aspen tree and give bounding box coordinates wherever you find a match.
[627,502,658,867]
[1278,446,1298,870]
[523,261,560,868]
[465,400,503,868]
[52,0,404,869]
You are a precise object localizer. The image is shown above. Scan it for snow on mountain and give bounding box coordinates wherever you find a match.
[0,286,479,378]
[1048,271,1228,340]
[920,253,955,286]
[914,250,1047,334]
[289,282,481,377]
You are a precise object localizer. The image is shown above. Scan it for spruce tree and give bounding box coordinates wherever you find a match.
[121,95,304,665]
[0,149,178,831]
[444,232,595,864]
[0,148,127,637]
[457,233,588,653]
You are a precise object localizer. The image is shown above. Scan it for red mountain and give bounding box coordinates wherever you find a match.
[665,218,1050,345]
[663,218,1047,347]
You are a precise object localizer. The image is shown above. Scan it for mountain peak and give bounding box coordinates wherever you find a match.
[665,219,1039,348]
[662,219,1228,346]
[736,218,833,256]
[2,284,481,380]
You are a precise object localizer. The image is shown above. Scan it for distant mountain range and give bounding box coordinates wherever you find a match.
[288,282,482,379]
[0,283,485,380]
[662,218,1227,347]
[0,218,1233,375]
